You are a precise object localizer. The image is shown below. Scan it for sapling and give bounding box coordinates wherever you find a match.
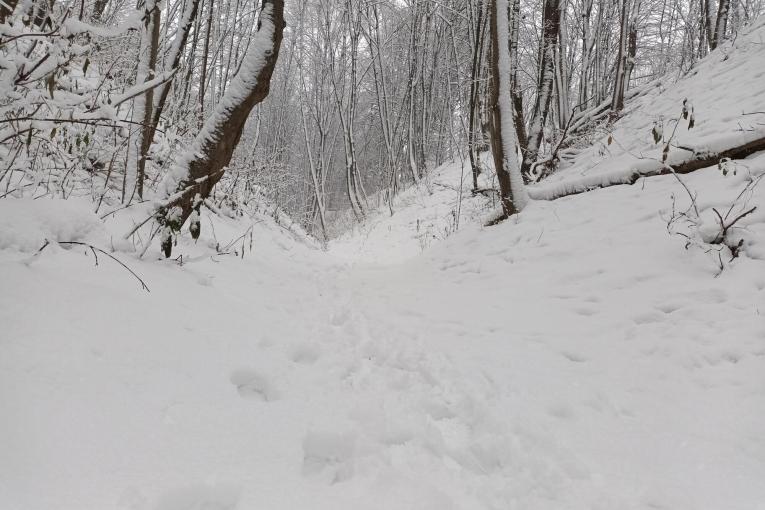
[662,103,762,274]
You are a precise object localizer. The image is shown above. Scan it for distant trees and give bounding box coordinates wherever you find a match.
[1,0,763,242]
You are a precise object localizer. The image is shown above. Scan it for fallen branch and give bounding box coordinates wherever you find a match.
[35,239,150,292]
[471,187,498,197]
[528,130,765,201]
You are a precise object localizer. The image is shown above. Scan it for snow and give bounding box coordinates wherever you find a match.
[529,16,765,200]
[330,160,496,264]
[0,198,105,251]
[2,151,764,509]
[157,2,278,200]
[2,16,765,510]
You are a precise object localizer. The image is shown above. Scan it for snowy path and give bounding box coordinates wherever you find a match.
[2,162,765,510]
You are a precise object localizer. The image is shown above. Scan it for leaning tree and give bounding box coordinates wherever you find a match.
[149,0,285,257]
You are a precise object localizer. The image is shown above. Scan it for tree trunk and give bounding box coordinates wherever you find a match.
[521,0,561,181]
[198,0,215,124]
[150,0,201,139]
[509,0,527,152]
[489,0,529,218]
[137,1,160,200]
[468,0,487,191]
[611,0,630,114]
[153,0,285,252]
[712,0,730,49]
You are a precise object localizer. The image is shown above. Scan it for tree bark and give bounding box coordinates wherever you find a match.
[489,0,529,218]
[468,0,487,191]
[711,0,730,49]
[521,0,561,181]
[611,0,630,115]
[153,0,285,248]
[150,0,201,140]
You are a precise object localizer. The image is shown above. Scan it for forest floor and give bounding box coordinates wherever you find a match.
[2,19,765,510]
[2,154,764,510]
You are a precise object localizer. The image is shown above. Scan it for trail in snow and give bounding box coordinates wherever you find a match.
[2,157,764,510]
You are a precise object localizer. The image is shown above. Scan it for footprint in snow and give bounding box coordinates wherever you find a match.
[655,302,683,314]
[632,311,664,325]
[289,342,321,365]
[561,351,588,363]
[229,369,278,401]
[573,306,598,317]
[330,307,350,326]
[155,483,240,510]
[301,430,358,484]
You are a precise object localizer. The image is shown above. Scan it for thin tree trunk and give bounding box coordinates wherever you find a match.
[611,0,630,114]
[198,0,214,124]
[712,0,731,49]
[521,0,561,181]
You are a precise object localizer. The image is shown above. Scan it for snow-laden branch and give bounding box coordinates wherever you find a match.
[87,69,177,114]
[157,1,282,201]
[61,12,143,38]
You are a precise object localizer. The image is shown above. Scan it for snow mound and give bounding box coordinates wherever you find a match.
[0,198,105,252]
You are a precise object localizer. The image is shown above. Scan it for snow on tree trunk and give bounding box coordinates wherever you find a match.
[489,0,529,218]
[123,0,160,203]
[521,0,560,181]
[154,0,284,251]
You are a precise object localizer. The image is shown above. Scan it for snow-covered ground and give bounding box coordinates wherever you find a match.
[2,19,765,510]
[2,154,763,509]
[530,16,765,199]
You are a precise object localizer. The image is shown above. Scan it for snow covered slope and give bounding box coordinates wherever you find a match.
[2,20,765,510]
[530,16,765,199]
[331,158,497,264]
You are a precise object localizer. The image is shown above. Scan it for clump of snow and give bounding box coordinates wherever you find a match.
[0,198,105,252]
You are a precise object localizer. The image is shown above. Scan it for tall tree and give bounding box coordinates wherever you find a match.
[521,0,561,181]
[489,0,530,218]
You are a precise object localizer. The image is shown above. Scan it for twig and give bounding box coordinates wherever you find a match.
[36,239,150,292]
